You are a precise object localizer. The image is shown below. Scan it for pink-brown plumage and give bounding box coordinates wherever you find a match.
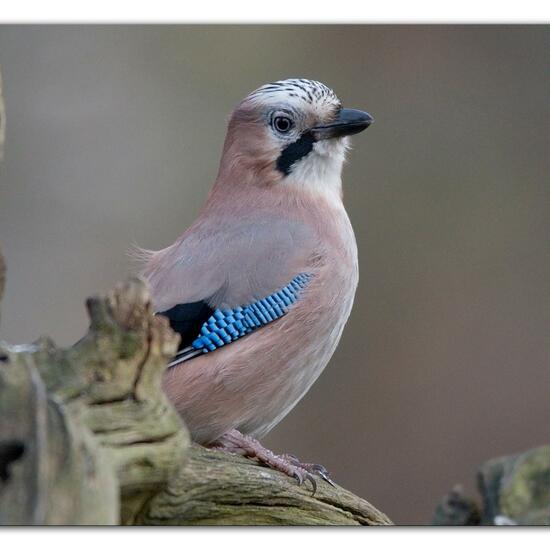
[141,79,371,456]
[160,190,358,443]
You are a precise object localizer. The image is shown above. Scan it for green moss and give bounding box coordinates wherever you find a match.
[500,446,550,522]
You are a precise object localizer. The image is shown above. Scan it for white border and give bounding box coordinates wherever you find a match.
[2,529,550,547]
[0,1,549,23]
[1,1,549,542]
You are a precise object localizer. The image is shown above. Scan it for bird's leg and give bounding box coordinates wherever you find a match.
[209,429,334,495]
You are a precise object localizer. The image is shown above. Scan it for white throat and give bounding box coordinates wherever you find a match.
[283,137,349,204]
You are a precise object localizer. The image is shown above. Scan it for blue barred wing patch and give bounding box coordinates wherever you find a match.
[168,273,312,367]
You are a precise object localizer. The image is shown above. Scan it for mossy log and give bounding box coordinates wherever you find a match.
[433,445,550,526]
[0,259,391,525]
[133,445,389,526]
[0,277,188,525]
[477,445,550,525]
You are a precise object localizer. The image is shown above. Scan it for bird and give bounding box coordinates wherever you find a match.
[140,78,373,491]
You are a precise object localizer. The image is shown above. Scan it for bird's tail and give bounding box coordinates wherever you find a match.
[167,346,204,368]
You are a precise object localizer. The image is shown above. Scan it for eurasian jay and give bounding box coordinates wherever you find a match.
[141,79,373,490]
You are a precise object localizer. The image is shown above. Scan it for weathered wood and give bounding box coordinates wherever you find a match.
[432,485,480,526]
[0,334,118,525]
[132,444,391,526]
[66,279,189,495]
[478,445,550,525]
[0,277,189,525]
[0,263,390,525]
[433,445,550,526]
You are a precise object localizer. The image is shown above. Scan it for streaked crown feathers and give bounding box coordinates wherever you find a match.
[246,78,341,113]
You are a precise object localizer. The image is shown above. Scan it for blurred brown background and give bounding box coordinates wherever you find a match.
[0,25,549,524]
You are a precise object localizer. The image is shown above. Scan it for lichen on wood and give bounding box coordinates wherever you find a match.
[433,445,550,526]
[0,250,390,525]
[131,445,391,526]
[0,276,189,525]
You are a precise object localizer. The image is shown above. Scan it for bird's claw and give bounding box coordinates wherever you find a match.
[282,454,336,489]
[293,469,317,496]
[309,463,336,487]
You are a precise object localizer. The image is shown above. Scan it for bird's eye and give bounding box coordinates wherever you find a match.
[273,116,293,133]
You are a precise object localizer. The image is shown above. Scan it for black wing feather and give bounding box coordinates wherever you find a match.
[158,300,214,350]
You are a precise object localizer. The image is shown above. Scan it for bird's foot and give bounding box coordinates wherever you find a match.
[210,429,334,495]
[279,453,336,487]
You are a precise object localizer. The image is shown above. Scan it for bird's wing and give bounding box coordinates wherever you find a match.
[142,215,318,353]
[166,272,313,367]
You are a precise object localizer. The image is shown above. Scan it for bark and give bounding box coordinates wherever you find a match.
[0,264,391,525]
[0,277,188,525]
[132,445,390,526]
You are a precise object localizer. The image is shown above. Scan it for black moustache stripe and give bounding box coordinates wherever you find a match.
[276,132,316,176]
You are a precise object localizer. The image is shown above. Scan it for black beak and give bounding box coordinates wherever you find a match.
[311,108,374,141]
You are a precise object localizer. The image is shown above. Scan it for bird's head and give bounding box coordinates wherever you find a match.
[217,78,373,202]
